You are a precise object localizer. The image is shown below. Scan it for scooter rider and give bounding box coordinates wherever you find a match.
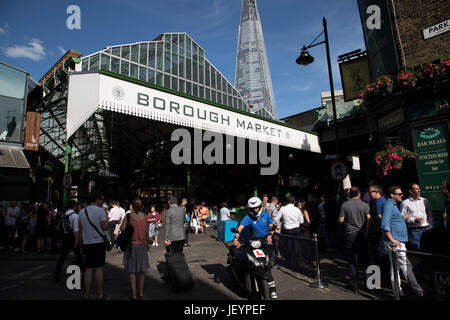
[232,196,278,299]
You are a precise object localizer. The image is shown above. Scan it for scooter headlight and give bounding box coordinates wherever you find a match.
[250,239,261,249]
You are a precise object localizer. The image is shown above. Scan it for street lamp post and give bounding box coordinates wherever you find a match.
[296,17,339,156]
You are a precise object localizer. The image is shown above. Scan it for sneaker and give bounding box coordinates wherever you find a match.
[155,242,159,247]
[13,247,21,252]
[269,288,278,299]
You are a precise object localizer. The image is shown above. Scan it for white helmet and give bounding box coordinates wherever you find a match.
[247,197,262,218]
[247,196,262,209]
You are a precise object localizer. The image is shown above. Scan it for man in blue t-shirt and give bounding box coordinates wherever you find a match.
[232,196,277,299]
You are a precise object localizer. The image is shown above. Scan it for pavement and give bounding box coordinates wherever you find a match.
[0,223,395,300]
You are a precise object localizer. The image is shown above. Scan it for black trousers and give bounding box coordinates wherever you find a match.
[166,240,185,253]
[108,221,120,246]
[344,231,369,289]
[54,244,85,280]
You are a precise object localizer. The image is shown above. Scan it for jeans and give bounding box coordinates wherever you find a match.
[344,231,369,289]
[407,227,427,252]
[386,242,423,296]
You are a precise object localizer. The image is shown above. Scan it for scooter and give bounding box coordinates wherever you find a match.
[224,228,273,300]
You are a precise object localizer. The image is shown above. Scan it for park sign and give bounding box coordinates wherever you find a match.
[422,19,449,40]
[66,71,321,153]
[412,124,450,225]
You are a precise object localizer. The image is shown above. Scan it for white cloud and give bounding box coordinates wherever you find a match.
[0,27,5,35]
[4,38,46,61]
[57,46,66,55]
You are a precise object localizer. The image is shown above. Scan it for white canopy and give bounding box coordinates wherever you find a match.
[67,72,321,153]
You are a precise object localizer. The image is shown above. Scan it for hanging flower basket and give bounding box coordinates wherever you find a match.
[375,144,415,177]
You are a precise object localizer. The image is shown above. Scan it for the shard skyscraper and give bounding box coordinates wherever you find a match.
[235,0,277,119]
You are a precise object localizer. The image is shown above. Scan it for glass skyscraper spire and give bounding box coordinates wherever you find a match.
[235,0,277,119]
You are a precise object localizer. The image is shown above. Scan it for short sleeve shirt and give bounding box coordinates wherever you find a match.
[240,211,273,238]
[79,205,108,245]
[339,199,370,233]
[220,207,230,221]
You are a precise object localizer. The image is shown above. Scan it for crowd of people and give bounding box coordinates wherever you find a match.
[1,179,449,299]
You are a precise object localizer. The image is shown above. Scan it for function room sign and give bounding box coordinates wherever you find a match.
[412,124,450,223]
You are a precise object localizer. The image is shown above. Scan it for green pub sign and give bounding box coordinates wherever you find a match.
[412,124,450,227]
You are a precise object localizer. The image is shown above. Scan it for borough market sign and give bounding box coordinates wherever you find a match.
[66,72,321,153]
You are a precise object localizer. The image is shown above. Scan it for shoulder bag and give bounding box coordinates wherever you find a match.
[117,213,134,251]
[84,208,112,252]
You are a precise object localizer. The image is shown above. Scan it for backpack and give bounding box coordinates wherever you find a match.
[57,212,75,236]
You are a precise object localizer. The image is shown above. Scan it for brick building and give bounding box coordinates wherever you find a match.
[391,0,449,67]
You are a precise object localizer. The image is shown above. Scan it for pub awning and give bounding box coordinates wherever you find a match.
[0,145,30,169]
[67,70,321,153]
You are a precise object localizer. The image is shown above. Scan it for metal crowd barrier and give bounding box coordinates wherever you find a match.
[389,244,450,300]
[273,233,327,288]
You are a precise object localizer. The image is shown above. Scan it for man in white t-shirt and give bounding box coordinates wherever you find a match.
[5,201,20,249]
[274,195,304,236]
[220,202,230,221]
[108,202,125,247]
[79,193,109,300]
[54,201,84,283]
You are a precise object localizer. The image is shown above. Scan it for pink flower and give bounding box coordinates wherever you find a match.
[412,81,416,87]
[393,165,399,170]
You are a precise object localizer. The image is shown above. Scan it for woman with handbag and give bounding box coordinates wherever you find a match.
[147,205,161,246]
[120,198,150,300]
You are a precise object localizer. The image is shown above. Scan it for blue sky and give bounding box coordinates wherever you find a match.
[0,0,365,119]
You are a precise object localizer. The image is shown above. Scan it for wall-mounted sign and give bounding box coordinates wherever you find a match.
[63,172,73,189]
[423,19,450,40]
[339,56,372,101]
[412,124,450,226]
[24,112,41,151]
[331,160,348,181]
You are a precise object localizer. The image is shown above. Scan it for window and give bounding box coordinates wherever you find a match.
[186,58,191,80]
[131,45,139,63]
[139,43,148,65]
[0,96,24,144]
[211,68,216,89]
[111,57,120,73]
[199,86,204,99]
[148,69,155,84]
[217,91,222,104]
[186,81,192,95]
[193,84,198,97]
[111,47,120,57]
[205,61,210,87]
[148,43,156,68]
[156,72,163,86]
[171,77,178,91]
[82,59,88,71]
[130,64,138,79]
[217,76,222,93]
[121,46,130,60]
[139,66,146,81]
[89,54,99,71]
[179,79,185,93]
[164,39,171,72]
[193,61,198,83]
[205,88,210,101]
[164,74,170,88]
[156,42,163,71]
[121,61,130,76]
[100,54,110,70]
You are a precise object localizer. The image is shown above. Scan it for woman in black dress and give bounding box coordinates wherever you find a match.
[35,203,49,253]
[297,200,311,238]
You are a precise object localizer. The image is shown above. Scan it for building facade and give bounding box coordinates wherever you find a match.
[235,0,277,119]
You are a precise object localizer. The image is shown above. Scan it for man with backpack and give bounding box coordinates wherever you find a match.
[53,200,84,283]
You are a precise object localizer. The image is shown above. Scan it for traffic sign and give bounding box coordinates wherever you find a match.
[63,172,73,189]
[331,160,348,181]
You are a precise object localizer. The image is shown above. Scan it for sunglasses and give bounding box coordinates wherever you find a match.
[394,193,403,196]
